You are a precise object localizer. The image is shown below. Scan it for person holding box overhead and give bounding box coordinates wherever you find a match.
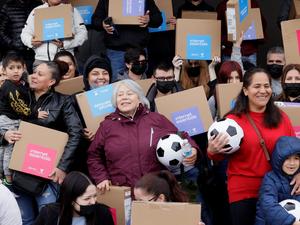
[21,0,88,70]
[91,0,163,82]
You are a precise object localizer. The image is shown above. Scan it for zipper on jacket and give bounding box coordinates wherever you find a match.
[149,127,154,147]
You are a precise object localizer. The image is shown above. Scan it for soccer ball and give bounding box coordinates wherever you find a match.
[156,134,184,169]
[207,118,244,154]
[279,199,300,221]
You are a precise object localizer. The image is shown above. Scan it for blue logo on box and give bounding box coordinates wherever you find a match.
[243,22,256,40]
[123,0,145,16]
[86,85,115,117]
[43,18,64,41]
[239,0,248,23]
[171,106,205,136]
[76,6,93,25]
[149,11,167,33]
[186,35,211,60]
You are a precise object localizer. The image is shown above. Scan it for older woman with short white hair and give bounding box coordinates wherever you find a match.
[87,79,198,190]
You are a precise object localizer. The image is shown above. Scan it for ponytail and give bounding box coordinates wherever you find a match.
[44,60,69,88]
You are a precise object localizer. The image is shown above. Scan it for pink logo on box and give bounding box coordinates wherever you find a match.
[297,30,300,55]
[21,144,57,179]
[294,126,300,139]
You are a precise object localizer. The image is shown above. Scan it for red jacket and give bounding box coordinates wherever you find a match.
[208,111,295,203]
[87,104,198,187]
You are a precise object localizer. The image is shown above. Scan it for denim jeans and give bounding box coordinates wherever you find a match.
[106,48,126,82]
[15,182,59,225]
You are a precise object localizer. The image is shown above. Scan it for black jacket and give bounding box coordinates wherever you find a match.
[33,203,115,225]
[92,0,162,51]
[177,0,215,18]
[28,90,83,172]
[0,0,41,54]
[146,82,183,112]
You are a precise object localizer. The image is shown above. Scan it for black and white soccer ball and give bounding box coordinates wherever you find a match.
[279,199,300,221]
[156,134,184,169]
[207,118,244,154]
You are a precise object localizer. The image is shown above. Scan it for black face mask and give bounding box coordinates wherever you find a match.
[282,83,300,98]
[75,203,97,216]
[266,64,284,79]
[187,66,200,77]
[130,63,147,75]
[156,80,175,94]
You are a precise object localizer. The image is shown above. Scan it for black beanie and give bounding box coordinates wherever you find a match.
[83,55,112,90]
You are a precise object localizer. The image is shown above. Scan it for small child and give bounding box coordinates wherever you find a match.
[255,136,300,225]
[0,53,47,187]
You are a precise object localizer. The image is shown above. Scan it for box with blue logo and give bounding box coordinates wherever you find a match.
[34,4,73,41]
[175,19,221,60]
[70,0,99,25]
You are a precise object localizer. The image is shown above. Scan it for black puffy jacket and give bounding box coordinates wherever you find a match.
[28,90,83,172]
[0,0,41,53]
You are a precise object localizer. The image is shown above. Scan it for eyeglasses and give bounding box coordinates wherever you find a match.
[148,196,158,201]
[154,76,175,81]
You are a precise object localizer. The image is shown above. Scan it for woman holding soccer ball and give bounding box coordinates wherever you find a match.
[207,68,296,225]
[87,79,198,191]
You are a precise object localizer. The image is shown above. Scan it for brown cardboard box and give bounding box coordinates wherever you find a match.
[281,19,300,65]
[152,0,174,31]
[226,0,252,41]
[155,86,213,135]
[109,0,145,25]
[175,19,221,60]
[181,10,217,20]
[9,121,68,179]
[135,78,155,95]
[289,0,300,19]
[34,4,73,41]
[242,8,264,40]
[275,102,300,138]
[69,0,99,25]
[76,83,116,135]
[215,82,243,118]
[55,76,84,95]
[131,201,201,225]
[97,186,131,225]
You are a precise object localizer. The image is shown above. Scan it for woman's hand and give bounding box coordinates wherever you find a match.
[49,168,66,184]
[172,55,183,82]
[233,31,244,48]
[83,128,95,141]
[138,10,150,27]
[168,16,176,25]
[207,133,231,155]
[31,37,42,48]
[38,108,49,119]
[97,180,111,193]
[51,39,64,48]
[102,21,114,34]
[208,56,221,69]
[290,172,300,195]
[183,148,197,166]
[4,130,22,144]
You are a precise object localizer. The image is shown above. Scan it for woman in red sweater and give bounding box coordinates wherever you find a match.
[207,68,295,225]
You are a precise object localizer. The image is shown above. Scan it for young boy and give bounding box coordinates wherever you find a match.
[255,136,300,225]
[0,53,47,187]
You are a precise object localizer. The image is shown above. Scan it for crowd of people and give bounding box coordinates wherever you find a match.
[0,0,300,225]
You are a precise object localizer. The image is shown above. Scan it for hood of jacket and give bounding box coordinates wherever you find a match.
[271,136,300,177]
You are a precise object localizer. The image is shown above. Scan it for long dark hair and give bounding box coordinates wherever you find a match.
[134,170,188,202]
[58,171,96,225]
[227,67,282,128]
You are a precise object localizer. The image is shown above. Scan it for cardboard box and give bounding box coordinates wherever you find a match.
[181,10,217,20]
[281,19,300,65]
[34,4,73,41]
[226,0,252,41]
[76,83,116,135]
[155,86,213,136]
[242,8,264,40]
[215,82,243,118]
[109,0,145,25]
[275,102,300,138]
[70,0,99,25]
[175,19,221,60]
[97,186,131,225]
[55,76,85,95]
[149,0,174,32]
[131,201,201,225]
[289,0,300,19]
[134,78,155,95]
[9,121,68,179]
